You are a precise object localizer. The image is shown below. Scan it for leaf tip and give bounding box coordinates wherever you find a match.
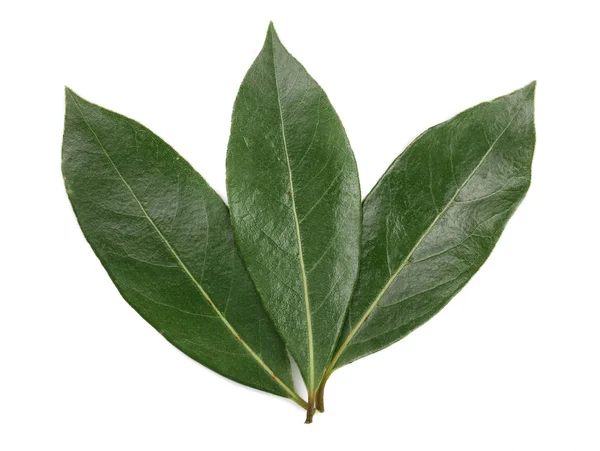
[522,80,536,99]
[506,81,536,105]
[64,86,82,103]
[265,20,281,46]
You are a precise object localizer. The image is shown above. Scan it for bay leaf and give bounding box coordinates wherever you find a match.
[226,24,361,420]
[318,83,536,407]
[62,89,305,406]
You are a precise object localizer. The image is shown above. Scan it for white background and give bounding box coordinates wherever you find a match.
[1,0,599,449]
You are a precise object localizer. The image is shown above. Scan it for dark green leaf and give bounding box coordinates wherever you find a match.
[226,24,361,403]
[327,82,536,374]
[62,89,304,404]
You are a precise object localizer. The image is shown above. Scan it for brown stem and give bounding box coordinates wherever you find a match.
[304,404,315,424]
[304,394,315,424]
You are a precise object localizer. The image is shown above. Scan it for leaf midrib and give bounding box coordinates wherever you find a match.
[69,92,301,403]
[270,39,315,395]
[328,105,523,369]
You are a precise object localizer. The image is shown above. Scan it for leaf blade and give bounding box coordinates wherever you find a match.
[226,24,361,395]
[62,89,302,401]
[331,82,536,370]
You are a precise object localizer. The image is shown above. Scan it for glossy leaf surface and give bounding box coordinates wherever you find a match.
[226,25,361,396]
[331,83,536,370]
[62,90,302,402]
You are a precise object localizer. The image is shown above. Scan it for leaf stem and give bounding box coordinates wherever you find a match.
[316,378,327,412]
[314,333,349,412]
[291,391,308,409]
[305,393,316,424]
[316,364,334,412]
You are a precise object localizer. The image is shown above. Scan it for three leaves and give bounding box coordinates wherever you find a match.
[62,24,536,423]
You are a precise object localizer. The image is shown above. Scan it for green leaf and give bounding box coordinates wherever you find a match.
[225,24,361,408]
[62,89,305,405]
[323,82,536,380]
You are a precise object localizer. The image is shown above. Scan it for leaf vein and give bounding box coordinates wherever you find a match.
[271,39,315,394]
